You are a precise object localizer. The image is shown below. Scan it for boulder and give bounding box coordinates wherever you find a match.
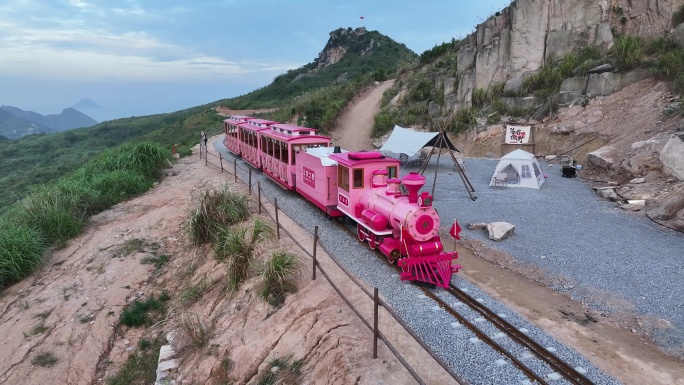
[559,76,587,105]
[587,72,617,97]
[486,222,515,241]
[621,203,644,212]
[630,178,645,184]
[659,133,684,180]
[504,78,524,95]
[649,188,684,221]
[587,145,619,170]
[545,155,557,160]
[596,187,618,201]
[501,96,539,111]
[587,63,614,74]
[672,23,684,49]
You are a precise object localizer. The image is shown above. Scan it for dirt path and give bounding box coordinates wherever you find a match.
[331,79,394,151]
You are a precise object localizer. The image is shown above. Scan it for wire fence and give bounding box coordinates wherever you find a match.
[198,140,467,385]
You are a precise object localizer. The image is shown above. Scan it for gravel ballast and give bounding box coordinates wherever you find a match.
[213,141,629,384]
[425,155,684,355]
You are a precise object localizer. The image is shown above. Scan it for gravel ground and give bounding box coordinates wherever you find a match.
[213,140,623,384]
[423,154,684,355]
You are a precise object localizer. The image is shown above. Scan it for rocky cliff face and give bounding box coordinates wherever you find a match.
[316,27,368,69]
[450,0,678,112]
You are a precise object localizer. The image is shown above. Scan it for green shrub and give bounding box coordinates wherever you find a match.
[119,292,170,327]
[611,35,644,70]
[258,249,303,305]
[214,219,273,290]
[187,186,251,245]
[446,107,477,134]
[32,352,58,367]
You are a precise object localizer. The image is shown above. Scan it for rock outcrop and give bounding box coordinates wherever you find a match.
[443,0,678,112]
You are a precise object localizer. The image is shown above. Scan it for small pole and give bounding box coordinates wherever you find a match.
[205,145,208,167]
[219,153,223,173]
[312,226,318,281]
[234,159,237,183]
[257,182,262,214]
[274,198,280,240]
[199,142,202,159]
[373,287,379,358]
[248,168,252,195]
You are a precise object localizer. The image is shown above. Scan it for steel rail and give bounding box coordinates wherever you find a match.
[444,285,594,385]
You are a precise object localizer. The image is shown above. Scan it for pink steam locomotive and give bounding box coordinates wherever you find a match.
[223,115,461,288]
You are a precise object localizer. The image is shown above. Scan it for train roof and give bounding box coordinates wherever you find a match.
[305,146,347,166]
[329,151,398,167]
[262,124,330,142]
[237,119,278,131]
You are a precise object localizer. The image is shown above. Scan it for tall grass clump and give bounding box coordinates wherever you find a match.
[258,249,303,305]
[0,219,45,288]
[86,170,153,207]
[80,142,169,181]
[214,219,273,290]
[10,187,89,247]
[610,35,644,70]
[187,186,251,244]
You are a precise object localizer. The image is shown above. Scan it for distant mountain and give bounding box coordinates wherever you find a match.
[0,108,53,139]
[72,98,100,110]
[0,106,98,139]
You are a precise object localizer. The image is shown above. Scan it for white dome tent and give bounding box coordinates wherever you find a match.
[489,149,545,189]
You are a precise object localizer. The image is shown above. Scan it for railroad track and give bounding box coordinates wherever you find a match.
[336,219,594,385]
[423,286,594,385]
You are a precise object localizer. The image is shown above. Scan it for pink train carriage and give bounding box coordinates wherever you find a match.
[259,123,332,190]
[223,115,252,156]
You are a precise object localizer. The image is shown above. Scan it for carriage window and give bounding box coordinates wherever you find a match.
[532,162,541,177]
[338,166,349,191]
[353,168,364,189]
[386,166,397,179]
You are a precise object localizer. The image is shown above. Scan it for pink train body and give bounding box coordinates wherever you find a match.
[223,116,460,288]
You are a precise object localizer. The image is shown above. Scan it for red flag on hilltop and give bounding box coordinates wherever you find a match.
[449,219,462,240]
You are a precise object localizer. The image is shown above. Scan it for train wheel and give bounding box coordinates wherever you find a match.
[369,234,379,249]
[387,249,400,264]
[357,224,367,242]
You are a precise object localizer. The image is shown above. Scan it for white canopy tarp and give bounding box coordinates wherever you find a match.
[379,125,440,156]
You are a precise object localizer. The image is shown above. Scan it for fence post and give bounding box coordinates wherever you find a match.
[205,145,208,167]
[274,198,280,240]
[373,287,379,358]
[219,153,223,173]
[234,159,237,183]
[257,182,262,214]
[199,142,202,159]
[312,226,318,281]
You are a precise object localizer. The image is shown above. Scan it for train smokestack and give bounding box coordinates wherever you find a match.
[401,172,425,203]
[333,146,341,153]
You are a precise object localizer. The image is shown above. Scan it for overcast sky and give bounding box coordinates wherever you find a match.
[0,0,512,122]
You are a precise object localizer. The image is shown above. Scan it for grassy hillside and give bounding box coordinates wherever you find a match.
[221,28,416,109]
[0,105,223,213]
